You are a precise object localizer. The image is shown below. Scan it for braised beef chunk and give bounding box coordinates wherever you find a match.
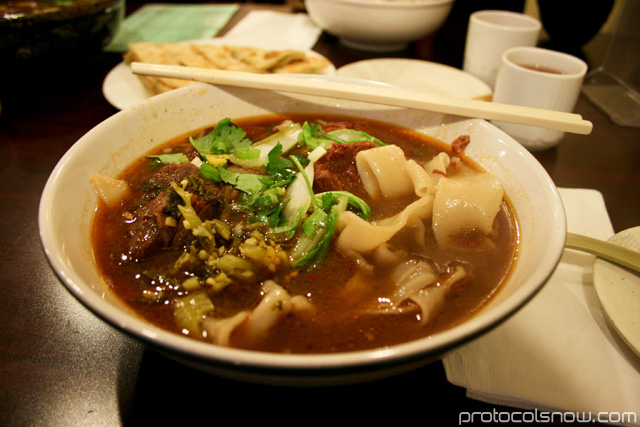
[140,162,200,197]
[125,190,173,261]
[452,135,471,156]
[313,140,376,197]
[125,163,224,261]
[321,120,375,134]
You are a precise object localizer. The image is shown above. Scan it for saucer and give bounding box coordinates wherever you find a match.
[336,58,492,100]
[593,226,640,357]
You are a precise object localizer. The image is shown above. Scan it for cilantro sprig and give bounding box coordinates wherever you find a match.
[200,142,309,227]
[288,156,370,268]
[190,118,257,159]
[149,118,374,269]
[298,121,387,151]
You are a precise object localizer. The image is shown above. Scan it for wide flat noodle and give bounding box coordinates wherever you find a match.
[432,172,504,246]
[201,280,312,346]
[202,311,248,347]
[356,145,418,198]
[339,145,436,254]
[336,195,433,253]
[405,159,434,198]
[389,261,467,324]
[390,260,438,306]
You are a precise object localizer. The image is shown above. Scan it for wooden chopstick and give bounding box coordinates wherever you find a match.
[130,62,593,135]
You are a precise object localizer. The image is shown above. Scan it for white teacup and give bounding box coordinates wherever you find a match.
[492,46,588,151]
[463,10,541,88]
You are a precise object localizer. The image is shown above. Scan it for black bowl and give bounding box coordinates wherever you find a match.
[537,0,614,56]
[1,0,124,61]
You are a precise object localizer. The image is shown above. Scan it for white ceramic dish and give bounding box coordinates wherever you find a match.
[40,79,566,386]
[593,226,640,357]
[305,0,454,52]
[336,58,493,100]
[102,39,336,110]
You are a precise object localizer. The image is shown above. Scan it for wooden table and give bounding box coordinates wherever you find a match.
[1,4,637,425]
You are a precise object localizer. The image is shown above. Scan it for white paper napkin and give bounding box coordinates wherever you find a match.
[443,188,640,425]
[221,10,323,51]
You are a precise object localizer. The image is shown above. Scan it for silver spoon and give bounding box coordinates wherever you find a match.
[565,232,640,273]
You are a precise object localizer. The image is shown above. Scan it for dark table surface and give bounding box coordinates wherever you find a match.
[1,3,638,425]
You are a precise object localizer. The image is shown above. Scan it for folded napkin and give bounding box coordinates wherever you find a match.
[443,188,640,425]
[221,10,323,51]
[104,4,239,52]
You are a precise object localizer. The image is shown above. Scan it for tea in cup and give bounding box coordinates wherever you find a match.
[492,46,588,151]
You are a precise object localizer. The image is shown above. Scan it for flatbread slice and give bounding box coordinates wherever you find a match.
[123,42,334,95]
[272,56,332,74]
[124,42,207,94]
[191,44,261,73]
[229,46,306,71]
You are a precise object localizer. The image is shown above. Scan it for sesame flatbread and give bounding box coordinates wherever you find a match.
[124,42,211,93]
[272,56,335,74]
[124,41,333,95]
[190,44,260,73]
[228,46,307,72]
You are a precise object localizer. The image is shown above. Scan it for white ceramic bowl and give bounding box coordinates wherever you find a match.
[39,81,566,386]
[305,0,455,52]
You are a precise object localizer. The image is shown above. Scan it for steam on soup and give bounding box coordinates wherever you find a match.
[91,114,519,354]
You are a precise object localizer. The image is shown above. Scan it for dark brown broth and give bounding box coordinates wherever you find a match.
[91,113,519,354]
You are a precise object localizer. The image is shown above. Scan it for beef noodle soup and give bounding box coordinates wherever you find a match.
[91,114,519,354]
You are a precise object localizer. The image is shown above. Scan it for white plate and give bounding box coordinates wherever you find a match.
[336,58,492,100]
[593,226,640,357]
[102,39,336,110]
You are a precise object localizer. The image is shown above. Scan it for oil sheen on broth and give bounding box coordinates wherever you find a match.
[91,114,519,354]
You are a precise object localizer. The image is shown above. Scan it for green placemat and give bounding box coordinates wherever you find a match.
[104,3,240,53]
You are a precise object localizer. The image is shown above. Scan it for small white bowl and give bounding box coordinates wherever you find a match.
[305,0,455,52]
[39,80,565,386]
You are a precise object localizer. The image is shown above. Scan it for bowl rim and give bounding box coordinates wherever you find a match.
[306,0,454,8]
[38,82,566,377]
